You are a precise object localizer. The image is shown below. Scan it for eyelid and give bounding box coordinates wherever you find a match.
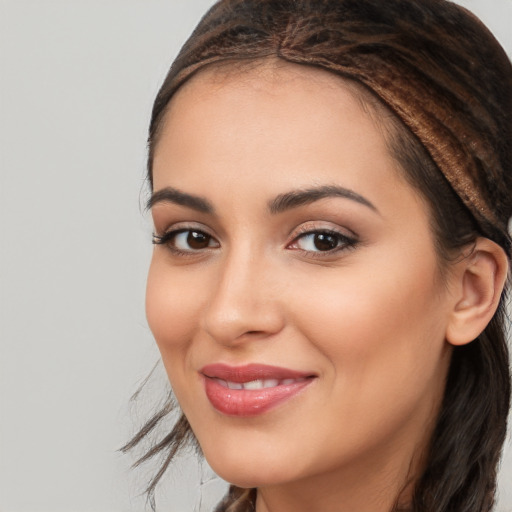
[152,220,359,258]
[153,221,217,239]
[286,222,359,255]
[152,223,220,255]
[288,221,358,243]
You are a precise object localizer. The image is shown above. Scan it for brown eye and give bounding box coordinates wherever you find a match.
[186,230,212,249]
[153,228,219,252]
[290,230,357,254]
[312,233,339,251]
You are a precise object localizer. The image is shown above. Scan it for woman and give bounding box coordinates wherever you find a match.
[124,1,512,510]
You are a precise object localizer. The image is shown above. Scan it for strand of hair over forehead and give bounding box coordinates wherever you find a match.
[156,0,512,254]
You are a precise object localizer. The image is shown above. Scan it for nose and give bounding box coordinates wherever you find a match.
[201,248,285,347]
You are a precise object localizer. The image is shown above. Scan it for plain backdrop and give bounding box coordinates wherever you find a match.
[0,1,511,511]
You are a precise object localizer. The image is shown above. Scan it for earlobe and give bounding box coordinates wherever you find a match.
[446,238,509,346]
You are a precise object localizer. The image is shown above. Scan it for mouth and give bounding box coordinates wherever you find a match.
[200,363,316,417]
[212,376,310,390]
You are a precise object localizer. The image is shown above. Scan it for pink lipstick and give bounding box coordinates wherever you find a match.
[201,363,316,416]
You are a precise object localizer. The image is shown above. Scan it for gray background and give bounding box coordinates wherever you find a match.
[0,1,510,511]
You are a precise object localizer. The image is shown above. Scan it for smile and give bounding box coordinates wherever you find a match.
[214,377,308,390]
[200,364,316,417]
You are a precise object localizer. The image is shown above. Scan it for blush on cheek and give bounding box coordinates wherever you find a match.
[297,265,443,374]
[146,263,199,351]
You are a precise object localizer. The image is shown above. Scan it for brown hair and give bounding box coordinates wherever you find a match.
[124,1,512,510]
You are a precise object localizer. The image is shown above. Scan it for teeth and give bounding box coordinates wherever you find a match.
[243,379,264,390]
[215,377,307,389]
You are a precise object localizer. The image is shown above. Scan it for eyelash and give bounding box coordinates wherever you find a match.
[152,228,219,257]
[152,225,358,257]
[288,226,358,256]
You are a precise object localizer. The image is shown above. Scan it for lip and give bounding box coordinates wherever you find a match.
[200,363,316,417]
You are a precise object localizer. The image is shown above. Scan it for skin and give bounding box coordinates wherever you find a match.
[146,62,462,512]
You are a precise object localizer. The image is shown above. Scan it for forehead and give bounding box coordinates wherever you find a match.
[164,59,389,126]
[152,58,430,225]
[154,60,395,176]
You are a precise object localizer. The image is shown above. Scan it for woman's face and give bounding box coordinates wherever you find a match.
[147,63,455,494]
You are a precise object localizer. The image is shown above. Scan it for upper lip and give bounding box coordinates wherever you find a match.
[200,363,316,383]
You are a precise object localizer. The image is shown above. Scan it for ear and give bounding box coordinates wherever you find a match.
[446,238,509,346]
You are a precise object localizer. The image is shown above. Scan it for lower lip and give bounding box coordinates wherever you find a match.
[203,377,314,417]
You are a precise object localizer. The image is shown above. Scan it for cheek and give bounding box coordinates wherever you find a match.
[145,257,203,370]
[283,263,450,466]
[292,252,449,401]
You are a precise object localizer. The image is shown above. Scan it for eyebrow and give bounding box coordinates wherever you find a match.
[268,185,378,214]
[147,184,378,216]
[147,187,214,213]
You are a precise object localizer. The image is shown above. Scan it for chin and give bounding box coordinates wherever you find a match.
[202,446,300,489]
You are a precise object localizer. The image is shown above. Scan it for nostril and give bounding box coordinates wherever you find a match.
[202,288,285,345]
